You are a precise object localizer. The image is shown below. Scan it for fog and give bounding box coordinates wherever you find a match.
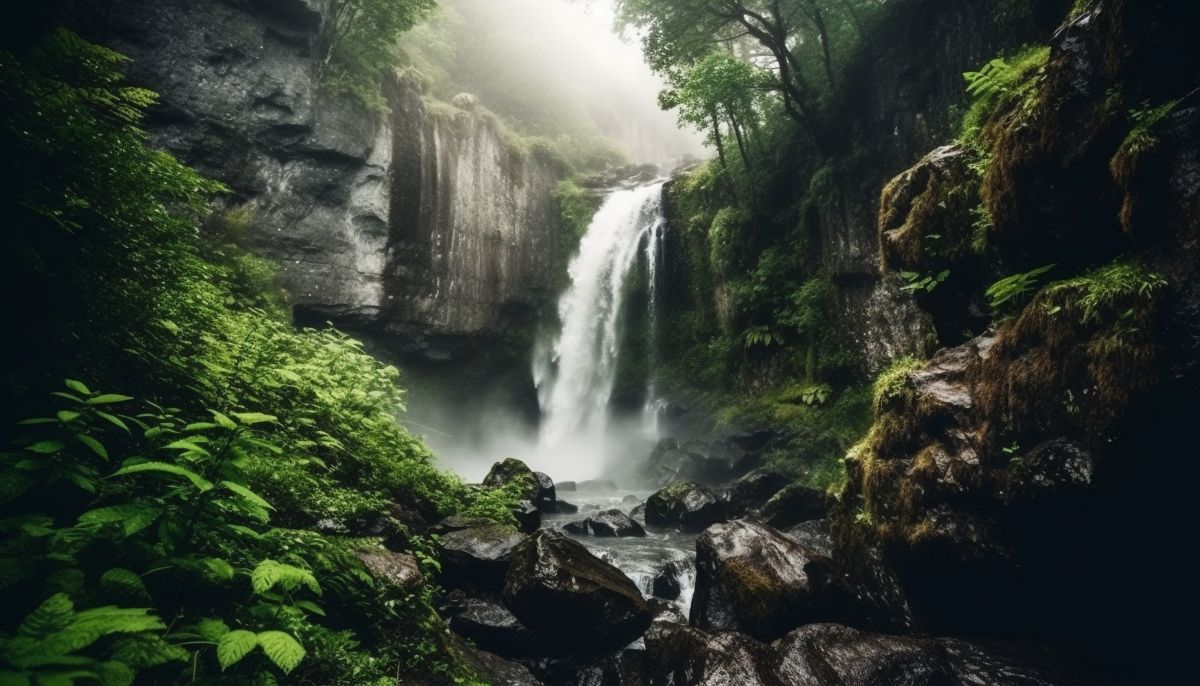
[410,0,707,166]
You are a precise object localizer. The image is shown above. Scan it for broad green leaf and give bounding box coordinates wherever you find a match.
[99,568,149,603]
[113,462,213,492]
[87,394,134,405]
[196,618,230,642]
[65,380,91,395]
[26,441,66,455]
[200,558,235,583]
[221,481,273,511]
[232,412,277,426]
[211,411,238,430]
[78,504,160,537]
[56,411,81,423]
[94,412,130,432]
[217,630,258,670]
[74,434,107,460]
[256,631,304,674]
[161,440,210,456]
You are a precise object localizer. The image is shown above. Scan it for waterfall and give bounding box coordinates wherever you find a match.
[641,211,667,436]
[534,182,665,478]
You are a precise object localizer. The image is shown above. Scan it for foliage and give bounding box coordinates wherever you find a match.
[321,0,436,111]
[899,269,951,294]
[1,29,518,683]
[986,263,1057,312]
[1042,261,1167,326]
[872,357,924,414]
[959,45,1051,147]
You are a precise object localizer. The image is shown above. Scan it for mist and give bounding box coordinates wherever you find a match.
[407,0,706,167]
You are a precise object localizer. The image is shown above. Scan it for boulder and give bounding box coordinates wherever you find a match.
[438,524,525,594]
[482,457,540,502]
[643,623,779,686]
[622,494,642,504]
[503,530,653,653]
[652,558,694,601]
[630,503,646,521]
[724,470,791,517]
[691,520,845,641]
[522,648,650,686]
[554,500,579,514]
[760,483,828,529]
[456,642,543,686]
[577,478,620,492]
[562,509,646,538]
[447,598,539,658]
[785,519,833,558]
[557,480,577,492]
[354,549,422,593]
[645,482,727,532]
[533,471,557,511]
[773,623,957,685]
[512,500,541,533]
[431,515,496,535]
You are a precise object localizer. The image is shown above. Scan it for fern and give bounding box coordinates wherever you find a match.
[256,632,305,674]
[964,58,1012,99]
[986,264,1057,311]
[217,630,259,670]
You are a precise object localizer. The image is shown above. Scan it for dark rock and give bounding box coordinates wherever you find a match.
[534,471,557,511]
[431,515,497,535]
[728,429,778,454]
[512,500,541,533]
[562,509,646,538]
[521,647,650,686]
[644,482,726,532]
[760,484,828,529]
[577,478,619,492]
[773,623,957,685]
[630,503,646,521]
[691,520,845,641]
[438,524,525,594]
[502,530,652,654]
[483,458,540,502]
[723,470,791,518]
[448,598,539,658]
[622,494,642,504]
[557,480,577,492]
[648,598,687,625]
[363,502,431,550]
[652,558,694,601]
[553,500,579,514]
[785,519,833,558]
[354,549,422,592]
[643,623,779,686]
[1008,439,1096,502]
[455,642,543,686]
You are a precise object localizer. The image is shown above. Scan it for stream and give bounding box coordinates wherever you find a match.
[541,487,698,617]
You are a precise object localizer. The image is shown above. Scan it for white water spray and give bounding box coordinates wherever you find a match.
[534,182,666,478]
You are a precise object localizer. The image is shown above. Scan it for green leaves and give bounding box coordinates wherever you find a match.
[215,629,305,674]
[256,632,305,674]
[986,264,1056,311]
[250,560,320,596]
[112,461,213,492]
[217,630,258,670]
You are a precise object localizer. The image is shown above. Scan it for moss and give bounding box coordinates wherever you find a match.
[872,357,924,415]
[1110,100,1179,235]
[978,260,1167,445]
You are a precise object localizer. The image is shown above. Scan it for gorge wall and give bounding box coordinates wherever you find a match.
[88,0,567,415]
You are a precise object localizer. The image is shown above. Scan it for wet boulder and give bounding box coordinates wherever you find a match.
[785,519,833,558]
[724,470,791,517]
[455,641,543,686]
[512,500,541,533]
[643,623,779,686]
[503,530,653,653]
[482,457,540,501]
[554,499,579,514]
[622,494,642,504]
[760,483,828,529]
[430,515,497,535]
[562,509,646,538]
[534,471,557,511]
[773,623,957,685]
[447,598,539,658]
[691,520,845,641]
[645,482,727,532]
[438,524,525,594]
[652,557,694,601]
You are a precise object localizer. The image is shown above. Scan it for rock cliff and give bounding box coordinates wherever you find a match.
[87,0,567,403]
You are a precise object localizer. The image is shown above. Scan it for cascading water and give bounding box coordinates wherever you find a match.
[534,182,666,478]
[640,212,668,437]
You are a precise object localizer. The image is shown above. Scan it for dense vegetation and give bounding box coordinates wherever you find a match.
[0,21,521,686]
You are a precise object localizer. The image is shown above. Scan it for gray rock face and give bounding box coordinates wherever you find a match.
[691,520,844,641]
[447,598,539,658]
[93,0,567,383]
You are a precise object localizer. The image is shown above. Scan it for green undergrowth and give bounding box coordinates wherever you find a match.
[1,29,510,684]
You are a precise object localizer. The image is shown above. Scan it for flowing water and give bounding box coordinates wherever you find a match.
[542,488,698,617]
[533,182,667,480]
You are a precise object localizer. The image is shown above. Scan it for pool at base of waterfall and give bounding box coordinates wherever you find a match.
[541,488,698,618]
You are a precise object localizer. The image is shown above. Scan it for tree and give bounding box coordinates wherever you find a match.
[320,0,437,109]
